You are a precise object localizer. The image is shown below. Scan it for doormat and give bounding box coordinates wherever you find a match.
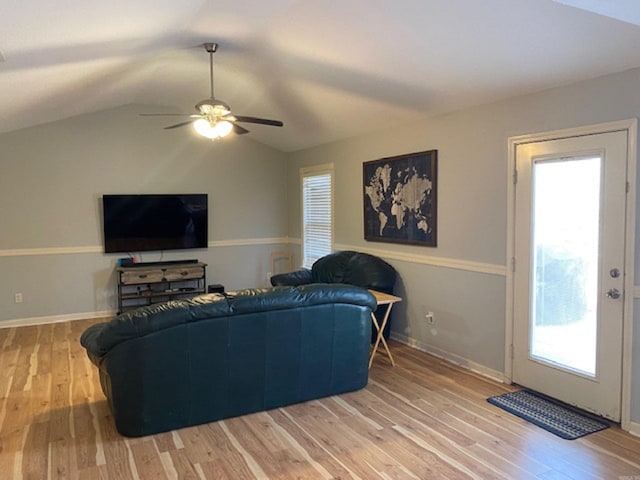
[487,389,609,440]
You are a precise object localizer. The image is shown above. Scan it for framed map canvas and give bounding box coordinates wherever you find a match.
[363,150,437,246]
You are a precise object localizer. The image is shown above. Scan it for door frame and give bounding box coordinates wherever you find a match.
[506,119,637,431]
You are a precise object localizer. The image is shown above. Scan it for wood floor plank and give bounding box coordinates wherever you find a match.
[164,449,201,480]
[153,430,181,454]
[129,439,170,480]
[22,421,50,480]
[73,401,100,470]
[2,319,640,480]
[410,398,550,476]
[0,350,19,436]
[367,382,476,448]
[290,404,421,479]
[391,421,506,480]
[222,415,302,480]
[175,426,219,465]
[1,326,17,350]
[76,464,111,480]
[266,408,357,479]
[334,389,398,429]
[363,424,475,480]
[99,408,137,479]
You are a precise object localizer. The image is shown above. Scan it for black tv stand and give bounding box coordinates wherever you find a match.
[116,261,207,313]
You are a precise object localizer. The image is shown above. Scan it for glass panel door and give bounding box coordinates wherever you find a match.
[513,129,628,421]
[531,156,601,376]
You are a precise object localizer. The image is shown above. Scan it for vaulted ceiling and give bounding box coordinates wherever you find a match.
[2,0,640,152]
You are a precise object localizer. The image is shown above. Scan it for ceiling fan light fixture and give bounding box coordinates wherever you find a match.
[193,118,233,139]
[196,99,231,116]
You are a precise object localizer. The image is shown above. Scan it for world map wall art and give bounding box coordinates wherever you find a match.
[363,150,437,246]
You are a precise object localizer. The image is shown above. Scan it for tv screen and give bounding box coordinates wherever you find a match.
[102,194,208,253]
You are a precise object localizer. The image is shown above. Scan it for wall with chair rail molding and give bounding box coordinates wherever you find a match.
[286,66,640,427]
[3,68,640,429]
[0,103,290,325]
[283,240,508,374]
[0,238,291,325]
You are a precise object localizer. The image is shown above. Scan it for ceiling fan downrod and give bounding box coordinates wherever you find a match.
[204,42,218,100]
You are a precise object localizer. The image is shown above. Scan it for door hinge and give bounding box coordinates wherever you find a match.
[513,169,518,184]
[626,181,630,193]
[511,257,516,272]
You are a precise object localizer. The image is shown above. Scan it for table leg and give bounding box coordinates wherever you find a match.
[369,303,396,368]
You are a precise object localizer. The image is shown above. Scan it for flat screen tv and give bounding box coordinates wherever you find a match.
[102,194,208,253]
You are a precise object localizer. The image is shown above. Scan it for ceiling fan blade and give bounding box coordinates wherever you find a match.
[140,113,194,117]
[164,120,196,130]
[232,123,250,135]
[233,115,284,127]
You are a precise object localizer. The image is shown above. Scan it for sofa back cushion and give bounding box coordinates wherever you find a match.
[81,284,376,359]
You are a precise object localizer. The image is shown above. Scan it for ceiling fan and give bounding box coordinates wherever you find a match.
[141,42,283,139]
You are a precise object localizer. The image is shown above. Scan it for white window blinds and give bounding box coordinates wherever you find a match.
[301,165,333,268]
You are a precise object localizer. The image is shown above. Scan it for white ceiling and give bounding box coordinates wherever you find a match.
[2,0,640,152]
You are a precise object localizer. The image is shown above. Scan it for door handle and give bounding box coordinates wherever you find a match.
[606,288,621,299]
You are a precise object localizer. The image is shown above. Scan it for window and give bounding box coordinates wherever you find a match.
[301,164,333,268]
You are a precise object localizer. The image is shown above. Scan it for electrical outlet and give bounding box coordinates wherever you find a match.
[14,293,23,303]
[425,311,434,325]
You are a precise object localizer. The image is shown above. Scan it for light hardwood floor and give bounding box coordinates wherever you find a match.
[1,318,639,479]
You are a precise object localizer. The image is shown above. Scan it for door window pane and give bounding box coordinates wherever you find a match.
[531,156,601,376]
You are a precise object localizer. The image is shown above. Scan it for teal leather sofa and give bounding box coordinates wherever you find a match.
[81,284,376,437]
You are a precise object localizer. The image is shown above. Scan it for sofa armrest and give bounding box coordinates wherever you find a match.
[270,268,313,286]
[80,294,231,360]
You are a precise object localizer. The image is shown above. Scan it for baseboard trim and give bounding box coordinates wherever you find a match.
[0,310,114,329]
[627,421,640,438]
[391,332,508,384]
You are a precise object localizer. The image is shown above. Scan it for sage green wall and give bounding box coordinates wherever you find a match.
[288,66,640,422]
[0,104,288,321]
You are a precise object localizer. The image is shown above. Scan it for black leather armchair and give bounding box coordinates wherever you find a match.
[271,250,397,340]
